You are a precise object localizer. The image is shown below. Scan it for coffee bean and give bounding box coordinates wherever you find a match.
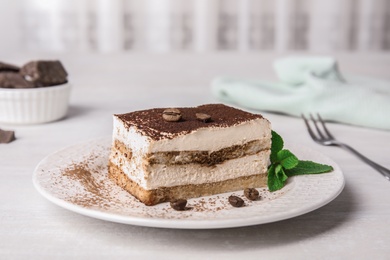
[170,199,187,211]
[228,195,245,207]
[244,188,260,201]
[195,113,211,123]
[162,108,181,122]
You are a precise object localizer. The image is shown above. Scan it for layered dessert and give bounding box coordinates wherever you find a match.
[108,104,271,206]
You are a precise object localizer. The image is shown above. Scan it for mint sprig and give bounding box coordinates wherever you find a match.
[267,131,334,192]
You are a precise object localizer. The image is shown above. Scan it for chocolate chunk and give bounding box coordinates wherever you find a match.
[0,129,16,144]
[20,60,68,87]
[228,195,245,207]
[0,62,20,72]
[0,72,34,88]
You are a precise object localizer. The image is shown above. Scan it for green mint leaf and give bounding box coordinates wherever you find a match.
[276,149,299,169]
[270,130,283,163]
[268,164,285,192]
[267,131,334,193]
[275,164,288,182]
[285,160,334,176]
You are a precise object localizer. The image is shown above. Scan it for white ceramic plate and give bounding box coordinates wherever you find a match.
[33,137,344,229]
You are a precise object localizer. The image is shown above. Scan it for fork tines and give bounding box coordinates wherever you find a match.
[302,113,334,142]
[302,114,390,179]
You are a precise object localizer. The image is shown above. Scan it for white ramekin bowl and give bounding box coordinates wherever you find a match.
[0,83,71,124]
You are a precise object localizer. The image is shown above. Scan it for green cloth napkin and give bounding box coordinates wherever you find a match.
[212,56,390,131]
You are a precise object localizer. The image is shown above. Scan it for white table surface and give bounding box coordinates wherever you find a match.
[1,52,390,259]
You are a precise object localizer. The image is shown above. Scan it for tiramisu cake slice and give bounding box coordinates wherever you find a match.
[108,104,271,206]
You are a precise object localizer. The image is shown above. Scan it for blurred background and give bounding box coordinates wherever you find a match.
[1,0,389,54]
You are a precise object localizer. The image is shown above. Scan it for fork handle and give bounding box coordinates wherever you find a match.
[339,143,390,180]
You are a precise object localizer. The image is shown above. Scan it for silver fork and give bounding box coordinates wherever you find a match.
[302,114,390,181]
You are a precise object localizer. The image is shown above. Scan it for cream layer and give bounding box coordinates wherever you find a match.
[109,150,270,190]
[113,116,271,153]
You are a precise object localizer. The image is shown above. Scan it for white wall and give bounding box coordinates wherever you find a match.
[1,0,389,53]
[0,0,22,54]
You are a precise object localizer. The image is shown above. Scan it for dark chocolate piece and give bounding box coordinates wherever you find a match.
[20,60,68,87]
[0,129,16,144]
[116,104,266,140]
[0,62,20,72]
[0,72,34,88]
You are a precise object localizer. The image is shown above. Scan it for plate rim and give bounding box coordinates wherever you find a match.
[32,137,345,229]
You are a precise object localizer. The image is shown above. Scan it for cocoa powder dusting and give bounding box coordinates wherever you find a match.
[62,164,101,196]
[116,104,266,140]
[61,162,112,208]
